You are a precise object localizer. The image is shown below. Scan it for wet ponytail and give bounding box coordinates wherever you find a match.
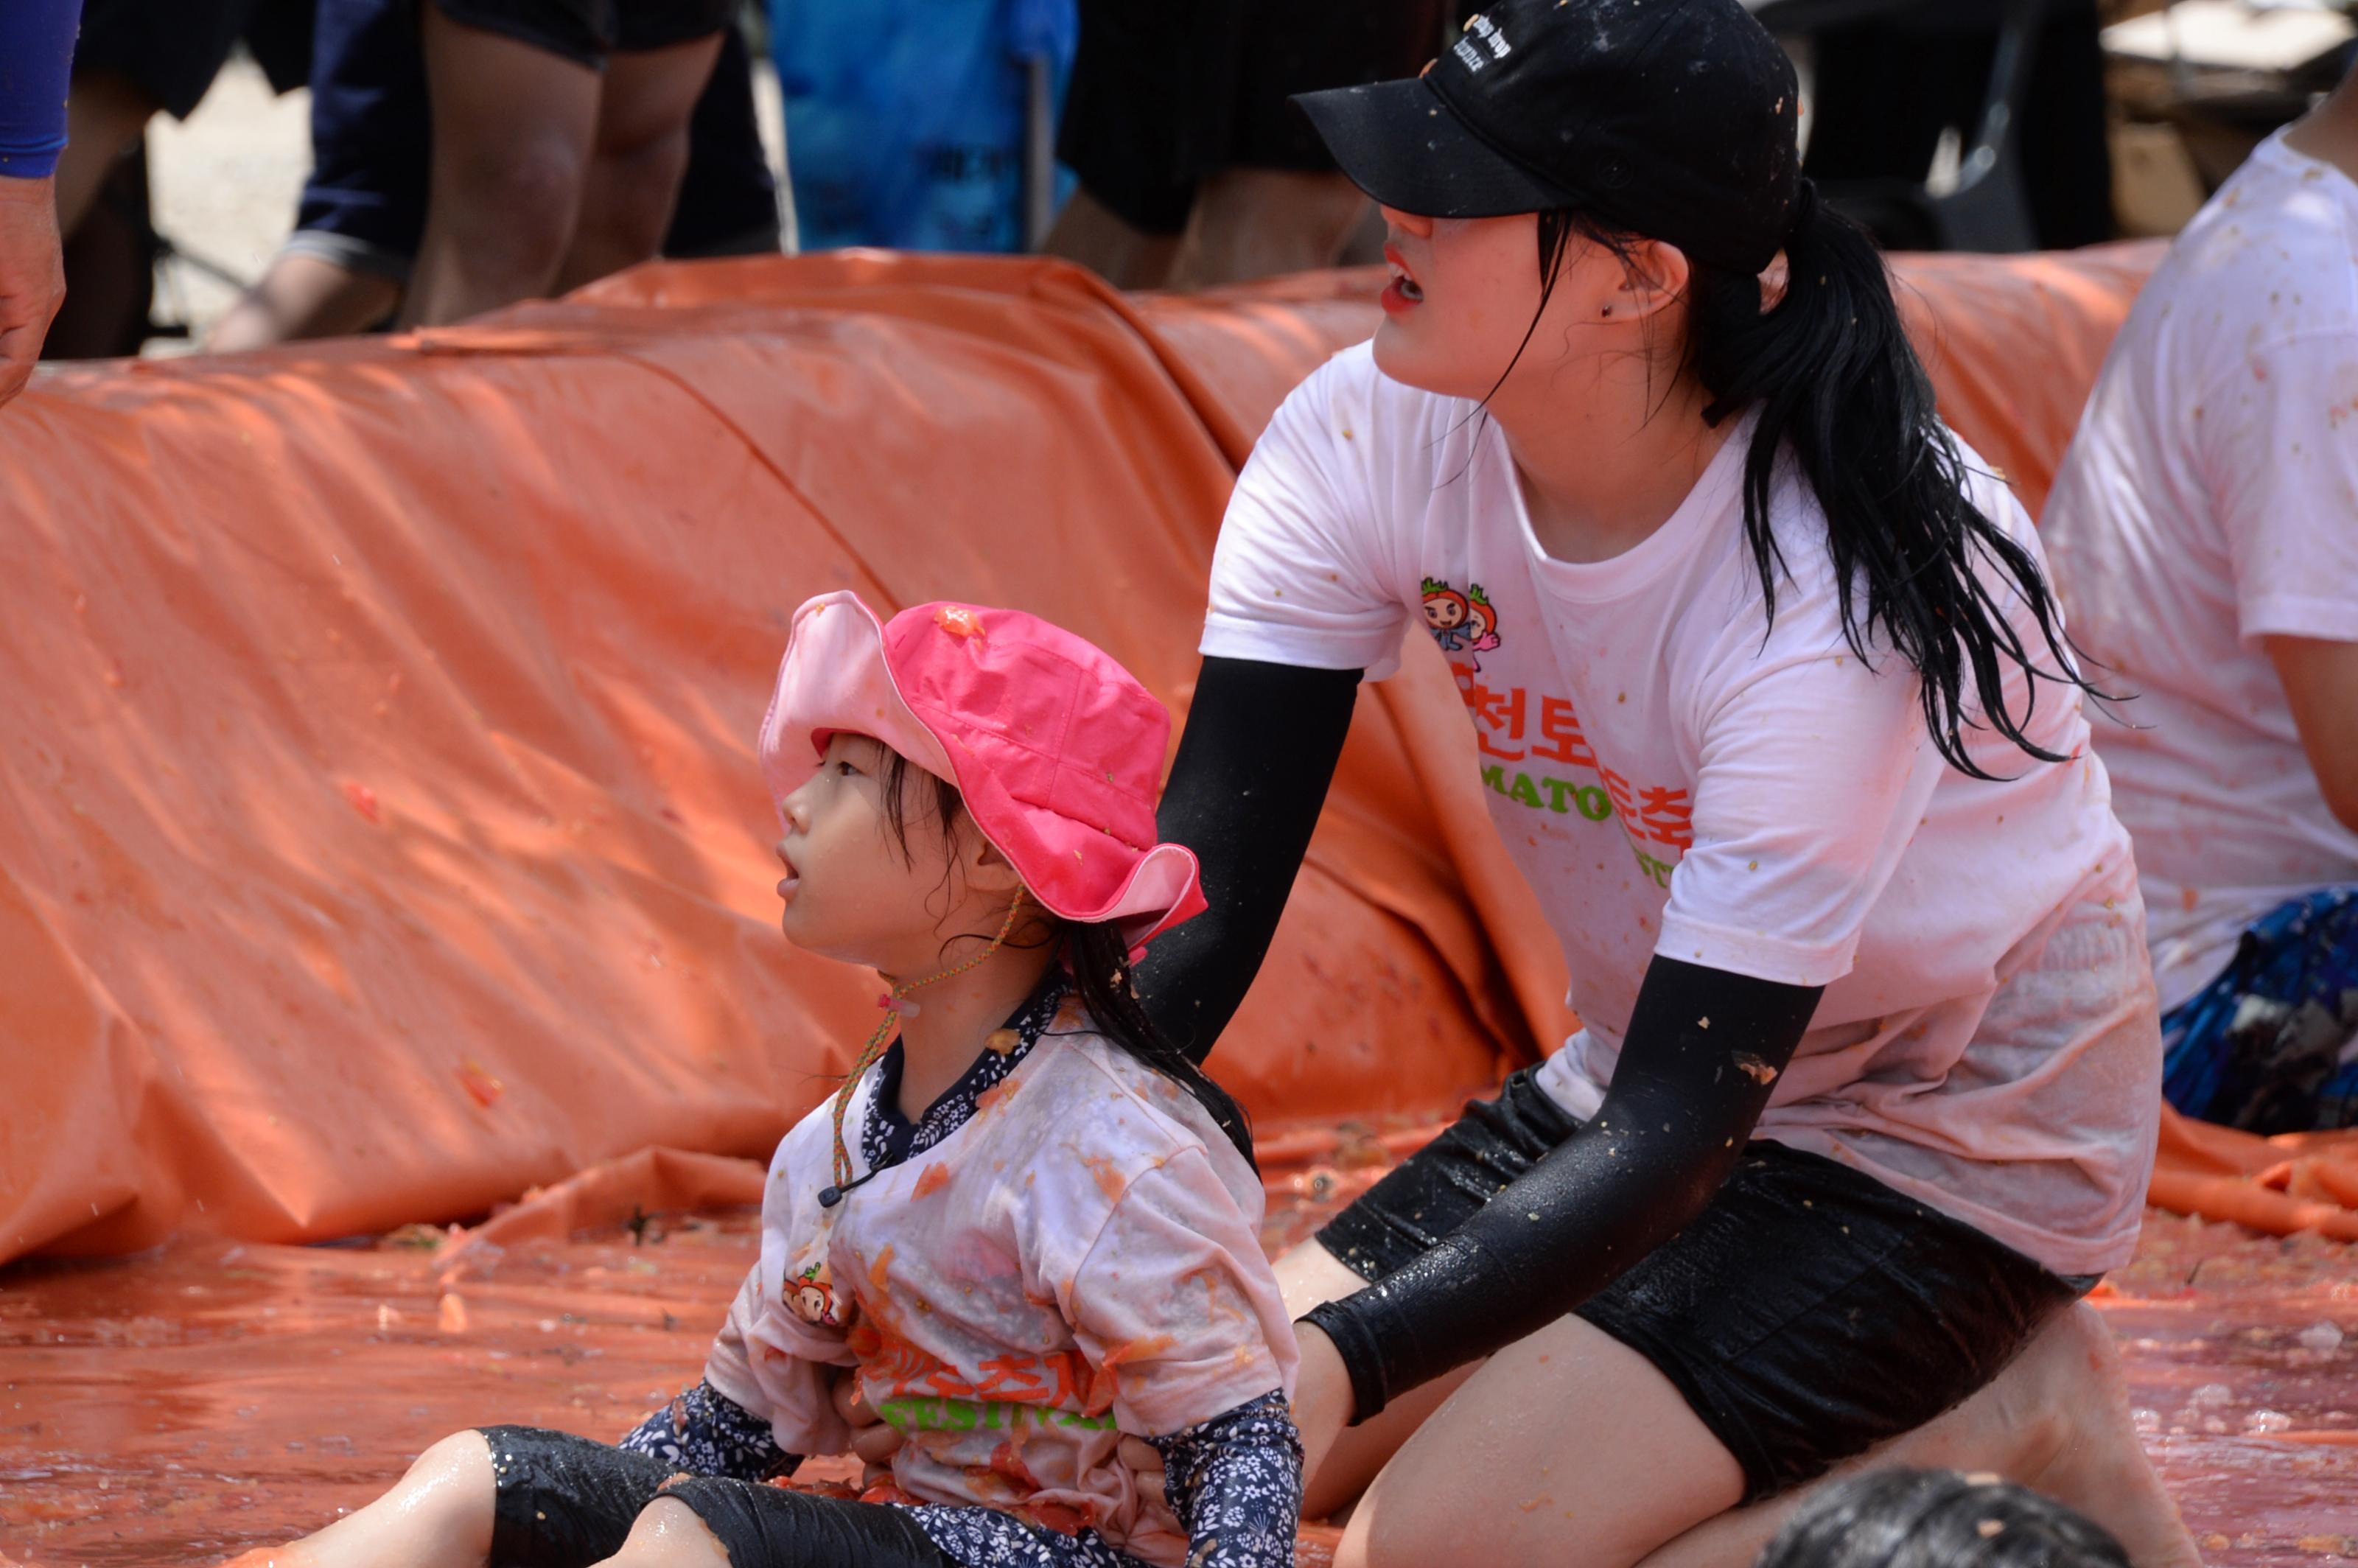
[1533,194,2098,779]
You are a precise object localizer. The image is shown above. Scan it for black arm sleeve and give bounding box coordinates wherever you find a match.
[1301,956,1825,1421]
[1135,655,1361,1061]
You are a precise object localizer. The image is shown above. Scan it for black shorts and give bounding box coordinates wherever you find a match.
[1316,1069,2092,1503]
[73,0,311,120]
[1057,0,1463,235]
[429,0,733,70]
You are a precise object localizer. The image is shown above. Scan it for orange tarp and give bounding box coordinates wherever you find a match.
[4,240,2350,1269]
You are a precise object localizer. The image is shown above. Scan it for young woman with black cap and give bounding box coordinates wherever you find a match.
[1129,0,2205,1563]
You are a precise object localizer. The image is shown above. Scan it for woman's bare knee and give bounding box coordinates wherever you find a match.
[594,1497,731,1568]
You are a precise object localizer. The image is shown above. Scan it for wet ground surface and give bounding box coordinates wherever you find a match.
[3,1154,2354,1567]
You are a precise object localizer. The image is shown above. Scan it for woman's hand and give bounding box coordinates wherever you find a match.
[1288,1320,1354,1487]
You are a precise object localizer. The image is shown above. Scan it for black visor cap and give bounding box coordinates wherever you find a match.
[1292,75,1574,220]
[1292,0,1803,276]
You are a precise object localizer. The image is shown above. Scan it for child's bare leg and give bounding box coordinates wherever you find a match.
[590,1498,732,1568]
[235,1430,497,1567]
[1637,1306,2201,1568]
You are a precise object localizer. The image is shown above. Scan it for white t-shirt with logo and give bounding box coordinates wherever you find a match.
[2043,129,2358,1013]
[1203,342,2159,1276]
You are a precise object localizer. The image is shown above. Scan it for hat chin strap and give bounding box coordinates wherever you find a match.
[819,887,1031,1208]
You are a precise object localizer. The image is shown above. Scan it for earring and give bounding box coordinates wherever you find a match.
[1600,305,1614,318]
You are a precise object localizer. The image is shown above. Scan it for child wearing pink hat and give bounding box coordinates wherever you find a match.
[246,593,1301,1568]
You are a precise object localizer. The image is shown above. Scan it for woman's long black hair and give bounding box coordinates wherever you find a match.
[1522,194,2098,780]
[878,752,1256,1166]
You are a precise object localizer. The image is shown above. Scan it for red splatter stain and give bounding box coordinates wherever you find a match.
[1080,1153,1127,1203]
[456,1060,503,1108]
[867,1244,896,1295]
[912,1163,953,1199]
[987,1440,1042,1492]
[1183,1266,1245,1325]
[1099,1334,1176,1373]
[934,606,987,639]
[1021,1499,1097,1537]
[342,781,381,825]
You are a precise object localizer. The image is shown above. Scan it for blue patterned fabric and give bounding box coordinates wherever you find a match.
[2161,886,2358,1133]
[618,1379,796,1481]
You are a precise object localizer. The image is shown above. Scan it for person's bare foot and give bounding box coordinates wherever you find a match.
[2009,1305,2204,1568]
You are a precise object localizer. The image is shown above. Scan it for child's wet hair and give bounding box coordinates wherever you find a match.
[876,751,1255,1165]
[1754,1469,2130,1568]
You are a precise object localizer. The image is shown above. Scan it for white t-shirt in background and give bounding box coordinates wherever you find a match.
[1204,343,2158,1276]
[2044,129,2358,1014]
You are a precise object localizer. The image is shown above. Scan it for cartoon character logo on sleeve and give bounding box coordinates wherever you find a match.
[1423,578,1502,669]
[789,1260,848,1328]
[1421,578,1472,651]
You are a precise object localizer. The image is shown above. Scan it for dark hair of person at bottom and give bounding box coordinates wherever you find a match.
[1754,1468,2132,1568]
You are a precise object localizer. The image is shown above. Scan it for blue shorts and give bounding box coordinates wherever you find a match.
[2161,886,2358,1133]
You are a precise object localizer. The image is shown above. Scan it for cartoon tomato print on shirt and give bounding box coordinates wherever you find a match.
[789,1259,849,1328]
[1421,578,1472,650]
[1424,578,1504,669]
[1462,584,1502,671]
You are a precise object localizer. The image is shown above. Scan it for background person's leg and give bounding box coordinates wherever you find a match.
[1165,168,1371,288]
[555,33,722,295]
[1040,188,1183,290]
[54,71,158,237]
[401,7,599,327]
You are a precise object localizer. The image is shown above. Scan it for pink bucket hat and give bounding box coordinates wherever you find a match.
[757,592,1207,950]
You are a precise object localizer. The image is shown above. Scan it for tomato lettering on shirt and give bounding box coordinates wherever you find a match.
[1455,662,1687,867]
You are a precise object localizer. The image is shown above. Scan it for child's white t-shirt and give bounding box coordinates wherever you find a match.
[704,1005,1295,1567]
[1202,343,2158,1277]
[2043,129,2358,1012]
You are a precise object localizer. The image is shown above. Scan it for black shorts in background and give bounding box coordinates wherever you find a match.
[429,0,736,71]
[1318,1068,2092,1504]
[73,0,312,120]
[1057,0,1463,235]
